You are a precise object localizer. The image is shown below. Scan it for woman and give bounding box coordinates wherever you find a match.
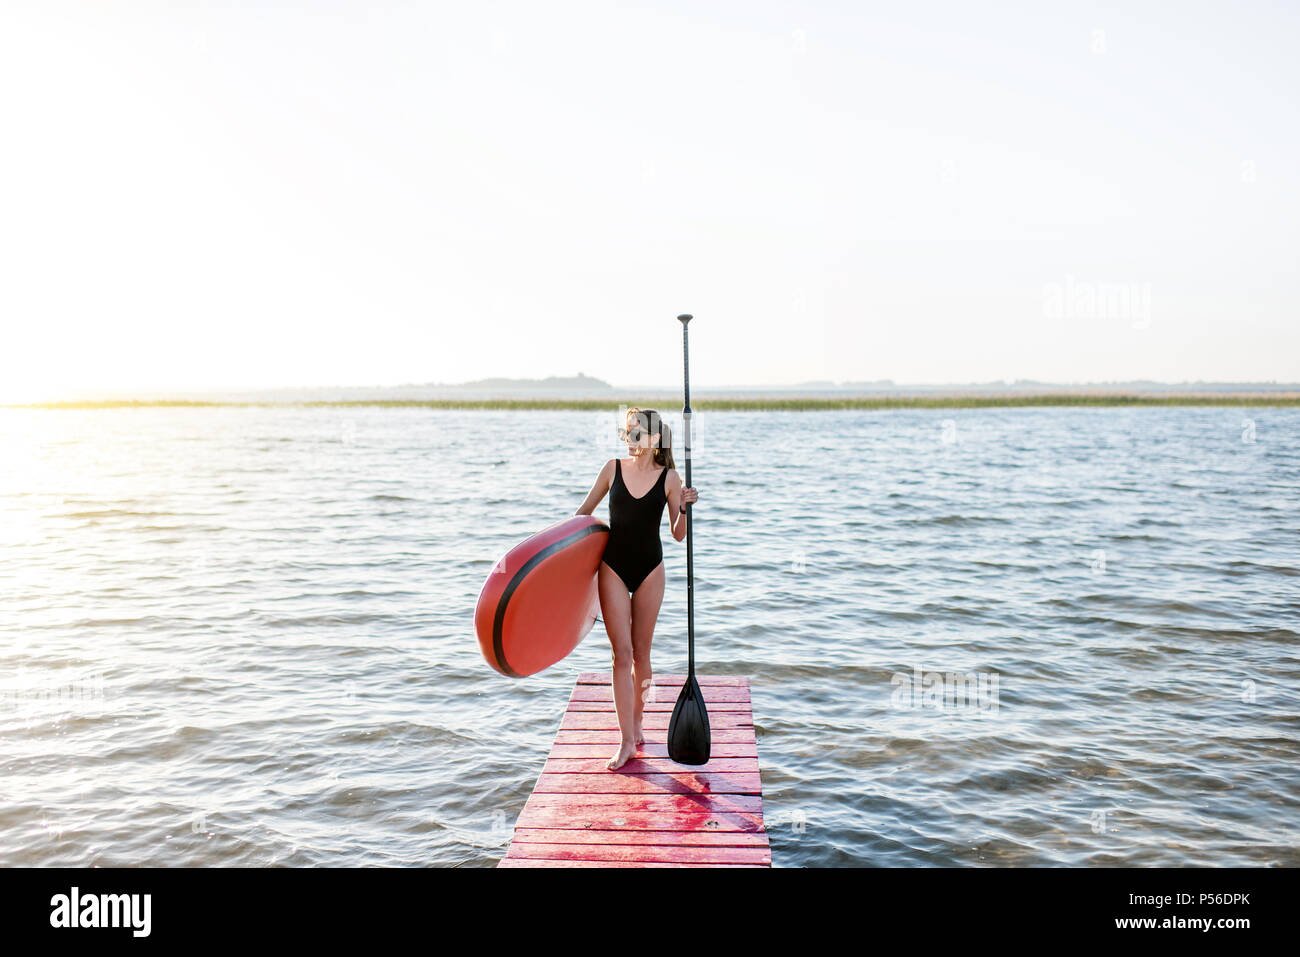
[574,407,699,770]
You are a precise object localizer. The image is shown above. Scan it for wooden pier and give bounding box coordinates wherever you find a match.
[498,671,771,867]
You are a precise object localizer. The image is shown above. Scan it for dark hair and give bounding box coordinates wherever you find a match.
[625,407,675,469]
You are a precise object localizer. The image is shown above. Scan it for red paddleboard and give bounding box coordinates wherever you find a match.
[475,515,610,677]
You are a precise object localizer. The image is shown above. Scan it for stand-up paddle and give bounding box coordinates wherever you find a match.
[667,313,711,765]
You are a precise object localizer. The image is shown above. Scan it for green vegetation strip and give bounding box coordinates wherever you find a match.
[6,395,1300,411]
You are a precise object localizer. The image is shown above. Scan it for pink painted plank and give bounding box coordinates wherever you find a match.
[551,729,755,746]
[519,791,763,811]
[568,699,751,712]
[531,771,762,795]
[498,858,767,868]
[516,807,765,834]
[543,756,757,773]
[504,842,771,865]
[548,742,757,758]
[510,827,771,847]
[576,672,749,686]
[561,711,753,730]
[569,685,752,704]
[567,701,752,713]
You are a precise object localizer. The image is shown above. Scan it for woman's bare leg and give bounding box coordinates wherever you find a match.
[598,561,637,771]
[630,561,665,747]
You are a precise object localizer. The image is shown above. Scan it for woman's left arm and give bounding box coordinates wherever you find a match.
[667,470,699,543]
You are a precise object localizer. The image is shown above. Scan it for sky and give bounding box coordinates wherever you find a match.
[1,0,1297,401]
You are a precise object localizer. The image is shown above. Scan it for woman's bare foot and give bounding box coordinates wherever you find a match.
[633,723,644,746]
[606,740,637,771]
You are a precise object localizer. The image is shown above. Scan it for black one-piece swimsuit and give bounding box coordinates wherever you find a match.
[602,459,669,594]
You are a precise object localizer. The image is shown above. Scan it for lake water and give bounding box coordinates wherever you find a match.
[1,405,1297,866]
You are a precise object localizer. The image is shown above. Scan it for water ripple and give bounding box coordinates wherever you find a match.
[0,405,1297,867]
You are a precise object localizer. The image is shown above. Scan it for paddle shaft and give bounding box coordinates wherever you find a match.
[677,314,694,676]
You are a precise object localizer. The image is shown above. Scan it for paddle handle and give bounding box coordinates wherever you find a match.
[677,313,695,677]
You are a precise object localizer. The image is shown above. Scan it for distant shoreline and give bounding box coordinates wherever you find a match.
[7,393,1300,411]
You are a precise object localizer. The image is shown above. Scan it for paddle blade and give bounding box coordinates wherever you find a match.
[666,674,711,765]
